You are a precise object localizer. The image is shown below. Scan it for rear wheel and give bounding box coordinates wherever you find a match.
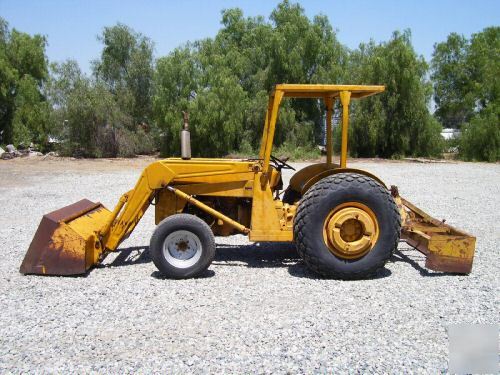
[294,173,401,279]
[150,214,215,279]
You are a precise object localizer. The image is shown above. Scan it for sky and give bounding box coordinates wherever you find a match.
[1,0,499,74]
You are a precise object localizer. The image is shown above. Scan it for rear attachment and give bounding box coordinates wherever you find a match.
[20,199,111,275]
[391,187,476,274]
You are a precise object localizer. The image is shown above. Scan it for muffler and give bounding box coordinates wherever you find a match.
[181,111,191,159]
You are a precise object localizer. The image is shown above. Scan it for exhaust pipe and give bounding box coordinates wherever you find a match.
[181,111,191,160]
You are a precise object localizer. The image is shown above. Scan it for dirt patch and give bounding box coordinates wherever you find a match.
[0,154,464,189]
[0,155,159,188]
[0,154,159,172]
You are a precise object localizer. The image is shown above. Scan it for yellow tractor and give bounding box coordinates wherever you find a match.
[20,84,476,279]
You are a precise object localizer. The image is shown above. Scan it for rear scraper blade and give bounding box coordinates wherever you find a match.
[393,189,476,274]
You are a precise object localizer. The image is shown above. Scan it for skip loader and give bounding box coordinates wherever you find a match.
[20,85,476,279]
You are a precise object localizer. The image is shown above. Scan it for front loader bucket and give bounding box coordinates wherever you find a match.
[20,199,112,276]
[392,187,476,274]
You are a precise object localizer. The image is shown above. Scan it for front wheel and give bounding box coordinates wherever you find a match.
[150,214,215,279]
[294,173,401,279]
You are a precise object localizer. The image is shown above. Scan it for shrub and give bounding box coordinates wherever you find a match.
[274,141,320,161]
[459,107,500,162]
[132,128,157,155]
[236,138,255,157]
[413,115,445,157]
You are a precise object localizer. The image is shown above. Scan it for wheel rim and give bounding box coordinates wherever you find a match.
[323,202,379,259]
[162,230,203,269]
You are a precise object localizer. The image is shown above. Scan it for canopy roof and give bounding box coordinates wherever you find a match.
[274,84,385,99]
[260,83,385,171]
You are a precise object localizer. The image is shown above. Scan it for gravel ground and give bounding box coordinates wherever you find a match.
[0,157,498,373]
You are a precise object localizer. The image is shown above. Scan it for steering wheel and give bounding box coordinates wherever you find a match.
[270,154,296,171]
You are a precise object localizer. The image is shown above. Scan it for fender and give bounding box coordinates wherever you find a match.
[300,167,387,195]
[288,163,339,194]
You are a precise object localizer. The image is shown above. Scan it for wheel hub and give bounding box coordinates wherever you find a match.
[323,202,379,259]
[163,230,202,268]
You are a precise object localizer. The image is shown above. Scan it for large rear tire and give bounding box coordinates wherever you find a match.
[150,214,215,279]
[294,173,401,279]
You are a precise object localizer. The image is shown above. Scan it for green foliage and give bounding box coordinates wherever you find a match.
[12,75,50,146]
[188,76,248,157]
[153,46,199,155]
[46,23,158,158]
[443,135,460,151]
[274,141,320,161]
[268,2,346,85]
[8,29,47,81]
[62,78,119,157]
[459,106,499,162]
[133,128,157,155]
[348,30,443,158]
[235,138,254,157]
[2,5,498,162]
[467,27,499,110]
[93,24,154,127]
[49,60,155,158]
[0,17,49,146]
[153,1,348,157]
[431,33,474,128]
[432,27,499,161]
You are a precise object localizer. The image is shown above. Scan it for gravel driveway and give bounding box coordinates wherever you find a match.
[0,157,498,373]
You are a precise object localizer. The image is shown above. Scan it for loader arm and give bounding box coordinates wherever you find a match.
[101,159,257,251]
[101,161,176,251]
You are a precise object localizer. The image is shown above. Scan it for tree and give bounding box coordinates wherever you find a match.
[348,30,443,158]
[268,1,346,86]
[44,60,83,138]
[0,17,49,146]
[152,1,347,157]
[268,1,347,145]
[459,106,499,162]
[93,24,154,128]
[153,46,199,155]
[432,27,499,161]
[0,18,17,144]
[467,27,499,110]
[461,27,500,161]
[188,73,248,157]
[431,33,474,128]
[43,25,158,157]
[47,60,153,158]
[12,75,50,145]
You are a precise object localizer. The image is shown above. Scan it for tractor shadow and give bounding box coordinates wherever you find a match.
[100,245,216,279]
[102,242,307,278]
[102,242,449,279]
[214,242,392,280]
[99,246,152,269]
[214,242,300,268]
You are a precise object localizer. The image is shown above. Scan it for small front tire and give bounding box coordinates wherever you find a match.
[150,214,215,279]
